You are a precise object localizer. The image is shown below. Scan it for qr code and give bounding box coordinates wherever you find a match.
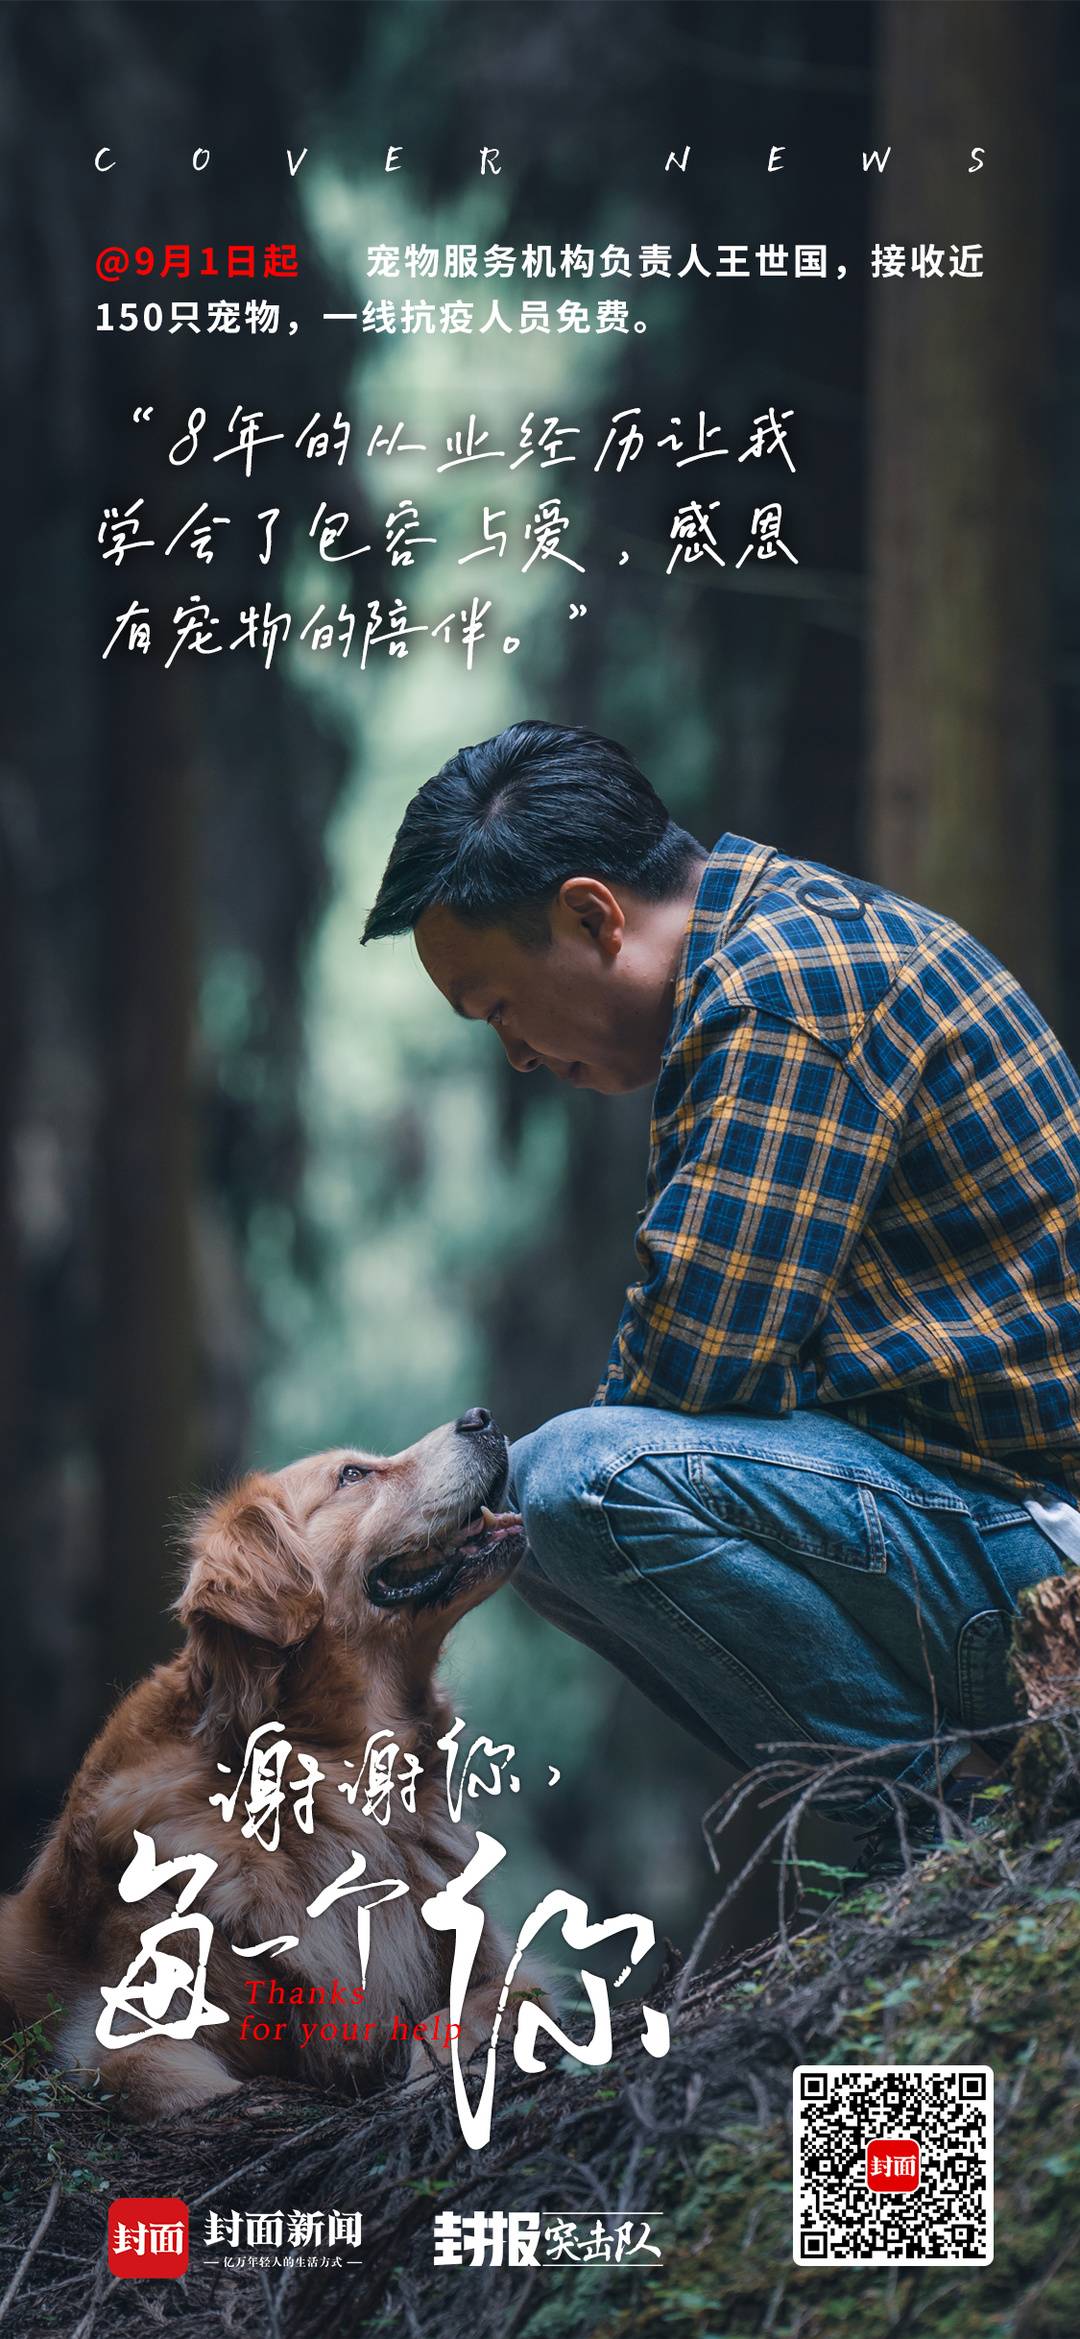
[793,2065,993,2266]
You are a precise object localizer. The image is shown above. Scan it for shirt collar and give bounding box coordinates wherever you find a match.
[670,833,777,1034]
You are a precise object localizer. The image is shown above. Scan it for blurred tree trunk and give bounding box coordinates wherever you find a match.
[0,803,24,1844]
[98,658,196,1684]
[868,0,1057,1019]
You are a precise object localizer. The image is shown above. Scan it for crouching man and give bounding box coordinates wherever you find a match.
[363,721,1080,1844]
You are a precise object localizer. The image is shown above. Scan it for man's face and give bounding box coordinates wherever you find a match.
[414,884,666,1094]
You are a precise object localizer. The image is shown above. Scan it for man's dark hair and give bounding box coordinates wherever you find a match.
[362,720,707,946]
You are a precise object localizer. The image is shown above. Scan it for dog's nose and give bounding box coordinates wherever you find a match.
[455,1406,494,1435]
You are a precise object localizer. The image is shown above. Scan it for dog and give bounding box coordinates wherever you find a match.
[0,1407,537,2119]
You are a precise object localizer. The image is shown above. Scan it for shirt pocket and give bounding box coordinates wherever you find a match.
[687,1450,888,1573]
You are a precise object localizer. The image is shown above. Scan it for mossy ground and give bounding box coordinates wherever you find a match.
[3,1810,1079,2339]
[521,1843,1080,2339]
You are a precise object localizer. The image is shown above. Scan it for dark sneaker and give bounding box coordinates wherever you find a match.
[848,1773,1004,1885]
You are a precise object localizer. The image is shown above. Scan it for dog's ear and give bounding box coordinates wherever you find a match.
[175,1477,323,1743]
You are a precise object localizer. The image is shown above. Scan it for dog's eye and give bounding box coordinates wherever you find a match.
[338,1463,373,1487]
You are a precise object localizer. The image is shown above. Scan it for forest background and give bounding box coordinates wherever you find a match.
[1,0,1074,1957]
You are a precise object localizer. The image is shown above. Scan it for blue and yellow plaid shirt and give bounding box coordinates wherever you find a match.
[596,834,1080,1502]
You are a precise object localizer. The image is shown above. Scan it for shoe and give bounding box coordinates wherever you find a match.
[847,1772,1003,1885]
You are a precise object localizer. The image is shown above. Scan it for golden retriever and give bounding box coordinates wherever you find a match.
[0,1408,535,2119]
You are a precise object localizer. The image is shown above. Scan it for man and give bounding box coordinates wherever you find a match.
[363,720,1080,1841]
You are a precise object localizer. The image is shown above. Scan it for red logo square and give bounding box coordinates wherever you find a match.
[108,2198,189,2277]
[866,2138,920,2193]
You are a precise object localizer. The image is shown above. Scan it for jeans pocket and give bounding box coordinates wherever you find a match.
[956,1608,1017,1735]
[687,1452,888,1573]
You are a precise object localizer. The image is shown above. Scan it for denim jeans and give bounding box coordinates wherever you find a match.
[508,1405,1063,1823]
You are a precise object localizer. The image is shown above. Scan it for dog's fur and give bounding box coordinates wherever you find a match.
[0,1414,534,2118]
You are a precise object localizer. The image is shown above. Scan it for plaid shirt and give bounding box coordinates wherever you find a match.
[595,833,1080,1501]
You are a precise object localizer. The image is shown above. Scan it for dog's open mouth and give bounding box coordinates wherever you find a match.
[366,1504,525,1611]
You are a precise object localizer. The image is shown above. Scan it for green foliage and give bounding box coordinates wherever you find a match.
[0,2001,115,2202]
[512,1839,1080,2339]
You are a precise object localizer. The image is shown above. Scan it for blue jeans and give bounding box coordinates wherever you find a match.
[508,1405,1062,1824]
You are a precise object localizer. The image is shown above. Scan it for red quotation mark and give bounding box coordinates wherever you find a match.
[108,2198,189,2278]
[866,2138,920,2193]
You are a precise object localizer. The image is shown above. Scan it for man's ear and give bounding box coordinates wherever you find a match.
[555,876,625,955]
[175,1477,323,1743]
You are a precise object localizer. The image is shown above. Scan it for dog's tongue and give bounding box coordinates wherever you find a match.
[448,1504,523,1558]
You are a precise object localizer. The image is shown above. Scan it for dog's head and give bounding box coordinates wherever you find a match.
[175,1410,523,1741]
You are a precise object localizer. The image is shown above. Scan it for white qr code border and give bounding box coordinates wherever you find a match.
[793,2064,994,2268]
